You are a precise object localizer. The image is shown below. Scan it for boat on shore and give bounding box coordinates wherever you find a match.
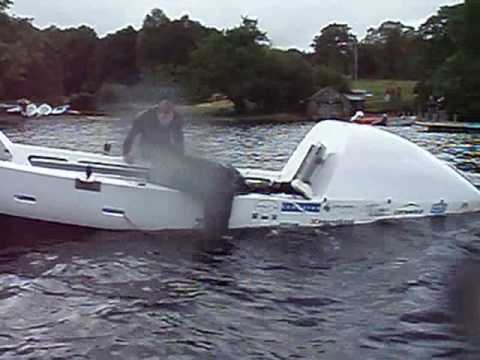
[387,115,417,127]
[1,101,105,118]
[351,111,416,127]
[350,111,386,125]
[0,120,478,232]
[355,116,387,126]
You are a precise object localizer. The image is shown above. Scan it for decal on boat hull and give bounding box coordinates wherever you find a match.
[394,203,424,215]
[431,201,448,215]
[281,202,321,214]
[366,203,392,217]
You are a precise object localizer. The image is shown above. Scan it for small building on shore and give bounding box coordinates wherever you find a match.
[344,90,367,114]
[305,87,366,120]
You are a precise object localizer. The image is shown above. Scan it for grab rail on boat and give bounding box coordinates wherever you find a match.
[28,155,149,179]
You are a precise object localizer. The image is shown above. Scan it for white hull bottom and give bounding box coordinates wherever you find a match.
[0,120,479,232]
[0,205,476,240]
[0,197,477,234]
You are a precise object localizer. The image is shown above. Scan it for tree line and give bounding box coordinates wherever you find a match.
[0,0,478,118]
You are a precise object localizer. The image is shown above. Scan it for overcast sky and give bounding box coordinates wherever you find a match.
[10,0,461,49]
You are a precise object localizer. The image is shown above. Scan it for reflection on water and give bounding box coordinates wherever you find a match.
[0,116,480,359]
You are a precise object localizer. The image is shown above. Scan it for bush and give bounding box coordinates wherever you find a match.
[69,92,97,111]
[96,83,129,104]
[432,51,480,119]
[313,65,350,92]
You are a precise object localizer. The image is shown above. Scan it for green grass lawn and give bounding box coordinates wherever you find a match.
[181,99,235,117]
[182,79,420,118]
[352,79,418,113]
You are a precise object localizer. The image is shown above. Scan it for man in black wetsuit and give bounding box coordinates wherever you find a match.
[123,99,187,190]
[123,100,243,239]
[123,99,184,161]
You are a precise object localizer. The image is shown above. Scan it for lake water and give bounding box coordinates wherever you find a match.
[1,115,480,359]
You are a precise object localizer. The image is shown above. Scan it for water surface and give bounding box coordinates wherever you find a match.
[1,116,480,359]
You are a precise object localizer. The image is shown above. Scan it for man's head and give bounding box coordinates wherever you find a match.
[156,100,175,125]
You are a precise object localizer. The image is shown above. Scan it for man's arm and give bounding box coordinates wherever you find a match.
[171,113,185,153]
[123,118,142,156]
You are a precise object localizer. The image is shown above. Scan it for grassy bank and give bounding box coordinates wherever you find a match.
[181,100,308,123]
[180,100,235,117]
[353,79,418,113]
[180,79,420,122]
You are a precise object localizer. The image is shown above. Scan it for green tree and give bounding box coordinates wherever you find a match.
[356,43,381,78]
[137,9,216,76]
[464,0,480,54]
[225,17,269,46]
[311,23,356,75]
[43,26,99,95]
[361,21,418,79]
[143,8,170,29]
[417,4,465,76]
[432,52,480,118]
[312,65,349,92]
[189,18,272,110]
[0,0,12,12]
[430,0,480,119]
[0,16,64,100]
[189,29,264,109]
[96,26,140,85]
[245,49,315,112]
[414,4,465,105]
[190,18,321,113]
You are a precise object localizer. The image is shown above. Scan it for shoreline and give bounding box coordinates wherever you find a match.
[179,101,313,123]
[185,111,312,124]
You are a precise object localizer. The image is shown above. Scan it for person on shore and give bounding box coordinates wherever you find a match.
[123,99,244,239]
[427,95,438,122]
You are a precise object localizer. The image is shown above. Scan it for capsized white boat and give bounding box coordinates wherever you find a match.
[0,120,479,232]
[3,103,71,117]
[51,105,70,116]
[5,105,21,114]
[36,103,53,117]
[21,103,38,118]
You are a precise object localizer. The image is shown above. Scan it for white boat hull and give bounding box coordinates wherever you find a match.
[0,120,479,232]
[36,103,53,117]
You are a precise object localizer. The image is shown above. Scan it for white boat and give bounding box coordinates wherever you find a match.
[51,105,70,116]
[0,120,479,232]
[36,103,53,117]
[21,103,38,118]
[4,103,71,117]
[5,105,22,114]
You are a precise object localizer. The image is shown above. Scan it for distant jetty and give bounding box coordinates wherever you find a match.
[415,121,480,134]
